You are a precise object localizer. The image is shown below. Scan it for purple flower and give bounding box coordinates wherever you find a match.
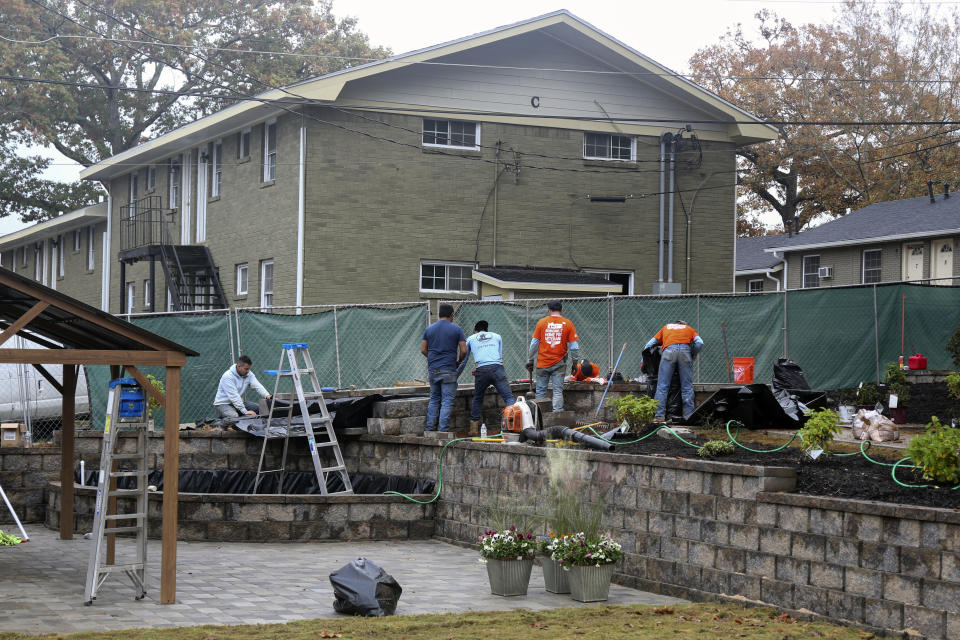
[509,525,516,531]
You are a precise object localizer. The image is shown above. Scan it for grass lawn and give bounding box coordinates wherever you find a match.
[0,604,879,640]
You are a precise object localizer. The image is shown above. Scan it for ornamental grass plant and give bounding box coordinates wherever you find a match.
[542,448,604,537]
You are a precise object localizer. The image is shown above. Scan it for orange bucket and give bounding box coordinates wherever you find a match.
[732,357,754,384]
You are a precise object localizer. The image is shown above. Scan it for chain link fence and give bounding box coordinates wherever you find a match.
[3,282,958,437]
[445,280,960,390]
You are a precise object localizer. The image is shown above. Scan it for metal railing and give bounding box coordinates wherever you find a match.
[119,195,173,252]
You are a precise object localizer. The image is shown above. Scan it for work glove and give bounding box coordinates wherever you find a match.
[525,361,534,373]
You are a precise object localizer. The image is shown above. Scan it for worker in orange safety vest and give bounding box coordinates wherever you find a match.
[644,320,704,422]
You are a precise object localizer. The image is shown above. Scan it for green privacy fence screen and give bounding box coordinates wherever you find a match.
[446,282,960,392]
[84,285,959,429]
[86,303,429,429]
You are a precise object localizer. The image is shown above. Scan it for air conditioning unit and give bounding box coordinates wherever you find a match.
[818,266,833,278]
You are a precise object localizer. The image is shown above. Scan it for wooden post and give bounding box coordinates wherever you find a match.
[161,365,180,604]
[59,365,78,540]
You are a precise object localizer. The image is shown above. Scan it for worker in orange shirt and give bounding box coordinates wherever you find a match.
[525,300,580,411]
[644,320,704,422]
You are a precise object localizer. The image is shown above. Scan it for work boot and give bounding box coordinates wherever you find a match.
[469,419,481,437]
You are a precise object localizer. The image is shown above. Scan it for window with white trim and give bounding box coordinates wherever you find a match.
[73,228,81,251]
[238,128,251,159]
[260,259,274,307]
[420,261,475,293]
[35,243,43,281]
[168,157,181,207]
[263,120,277,181]
[58,235,64,277]
[862,249,882,284]
[422,119,479,149]
[236,263,248,295]
[211,140,222,196]
[583,133,635,161]
[166,287,173,312]
[143,279,151,307]
[585,269,634,295]
[748,279,764,292]
[126,282,135,314]
[128,172,138,217]
[802,255,820,288]
[21,246,28,266]
[146,165,156,191]
[87,226,96,270]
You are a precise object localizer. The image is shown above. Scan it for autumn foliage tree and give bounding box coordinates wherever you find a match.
[690,1,960,234]
[0,0,389,222]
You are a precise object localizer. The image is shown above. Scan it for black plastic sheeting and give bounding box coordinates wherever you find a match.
[641,345,683,419]
[772,358,812,392]
[75,468,435,495]
[688,383,826,429]
[330,557,402,616]
[230,394,425,438]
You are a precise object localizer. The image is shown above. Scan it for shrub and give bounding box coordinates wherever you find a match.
[947,326,960,368]
[856,382,881,406]
[609,394,658,430]
[698,440,735,458]
[145,374,165,417]
[797,408,842,455]
[906,417,960,486]
[946,371,960,401]
[884,362,910,405]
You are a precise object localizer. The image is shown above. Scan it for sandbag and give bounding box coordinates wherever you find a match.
[330,557,402,616]
[852,409,899,442]
[773,358,811,391]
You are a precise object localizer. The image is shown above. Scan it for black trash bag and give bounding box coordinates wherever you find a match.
[773,358,811,392]
[641,345,683,419]
[330,557,402,616]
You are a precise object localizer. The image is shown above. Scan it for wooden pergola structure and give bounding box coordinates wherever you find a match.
[0,267,197,603]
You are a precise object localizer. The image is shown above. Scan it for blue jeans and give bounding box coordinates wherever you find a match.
[471,364,515,420]
[426,369,458,431]
[654,344,695,419]
[535,361,566,411]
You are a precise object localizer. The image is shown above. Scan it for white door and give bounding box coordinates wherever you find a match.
[931,238,954,285]
[902,243,924,281]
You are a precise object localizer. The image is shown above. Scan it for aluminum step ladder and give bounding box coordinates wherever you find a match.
[84,378,149,605]
[253,343,353,496]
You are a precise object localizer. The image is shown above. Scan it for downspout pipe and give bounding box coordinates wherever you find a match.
[765,269,781,291]
[667,134,676,283]
[658,134,667,283]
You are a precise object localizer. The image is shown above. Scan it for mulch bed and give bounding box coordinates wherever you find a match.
[607,428,960,510]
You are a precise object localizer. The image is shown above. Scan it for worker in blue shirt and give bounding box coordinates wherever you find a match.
[457,320,514,435]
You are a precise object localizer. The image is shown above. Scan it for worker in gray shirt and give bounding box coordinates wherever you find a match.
[214,355,272,419]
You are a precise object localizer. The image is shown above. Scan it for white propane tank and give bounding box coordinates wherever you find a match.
[515,396,535,430]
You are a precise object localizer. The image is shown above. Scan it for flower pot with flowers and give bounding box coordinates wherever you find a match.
[536,534,570,593]
[550,531,624,602]
[478,525,536,596]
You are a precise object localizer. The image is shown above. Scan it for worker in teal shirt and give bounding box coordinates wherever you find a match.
[457,320,514,435]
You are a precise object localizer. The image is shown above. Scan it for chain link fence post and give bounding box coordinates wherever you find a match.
[608,297,614,371]
[873,284,880,382]
[696,294,701,384]
[333,305,343,389]
[783,288,789,359]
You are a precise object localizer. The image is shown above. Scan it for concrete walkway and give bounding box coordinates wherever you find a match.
[0,527,686,635]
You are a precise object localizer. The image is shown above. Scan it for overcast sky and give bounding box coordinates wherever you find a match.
[1,0,844,236]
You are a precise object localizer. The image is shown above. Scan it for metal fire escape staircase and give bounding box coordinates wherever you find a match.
[118,195,227,311]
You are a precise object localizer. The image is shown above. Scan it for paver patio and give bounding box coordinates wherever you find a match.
[0,527,687,635]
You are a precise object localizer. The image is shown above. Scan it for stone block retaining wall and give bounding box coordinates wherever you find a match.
[0,447,61,525]
[44,482,434,542]
[348,436,960,640]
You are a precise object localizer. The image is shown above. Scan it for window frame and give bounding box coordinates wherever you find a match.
[168,157,181,208]
[421,119,481,150]
[86,226,96,271]
[260,259,274,308]
[862,248,882,284]
[747,278,764,293]
[582,269,634,295]
[35,243,43,281]
[143,278,151,307]
[146,165,157,191]
[126,282,135,314]
[263,120,277,182]
[419,260,476,294]
[73,228,82,252]
[21,245,28,266]
[583,132,636,162]
[128,172,138,217]
[802,254,821,289]
[57,235,64,278]
[236,263,248,296]
[238,127,251,159]
[211,139,223,197]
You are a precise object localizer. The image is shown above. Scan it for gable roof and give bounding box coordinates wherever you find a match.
[735,234,792,273]
[0,202,107,250]
[81,10,776,182]
[764,192,960,254]
[0,266,197,357]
